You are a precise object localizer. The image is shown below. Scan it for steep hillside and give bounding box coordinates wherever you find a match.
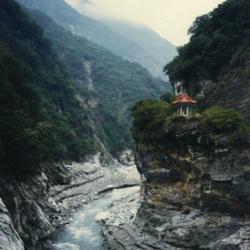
[0,0,169,174]
[28,10,168,153]
[16,0,177,79]
[0,0,98,176]
[165,0,250,122]
[105,21,177,79]
[131,103,250,249]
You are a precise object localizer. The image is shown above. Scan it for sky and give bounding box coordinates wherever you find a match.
[65,0,225,46]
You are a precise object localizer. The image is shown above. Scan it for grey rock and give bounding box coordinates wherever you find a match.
[133,117,250,249]
[0,198,24,250]
[0,153,141,249]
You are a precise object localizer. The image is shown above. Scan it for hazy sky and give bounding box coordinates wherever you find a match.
[66,0,225,46]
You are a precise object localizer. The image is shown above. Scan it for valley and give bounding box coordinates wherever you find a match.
[1,0,250,249]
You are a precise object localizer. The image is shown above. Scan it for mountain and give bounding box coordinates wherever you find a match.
[0,0,95,175]
[29,9,169,154]
[0,0,169,177]
[104,21,177,79]
[129,1,250,248]
[165,0,250,122]
[16,0,177,79]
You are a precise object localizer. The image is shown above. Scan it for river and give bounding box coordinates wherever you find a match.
[52,165,140,250]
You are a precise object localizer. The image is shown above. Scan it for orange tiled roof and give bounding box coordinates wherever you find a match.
[172,93,197,105]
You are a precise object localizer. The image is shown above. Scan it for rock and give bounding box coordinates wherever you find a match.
[0,153,141,249]
[214,226,250,250]
[133,117,250,249]
[0,198,24,250]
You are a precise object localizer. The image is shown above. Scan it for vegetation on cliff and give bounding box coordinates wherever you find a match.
[132,99,249,144]
[132,100,173,143]
[165,0,250,95]
[0,0,94,175]
[203,106,249,134]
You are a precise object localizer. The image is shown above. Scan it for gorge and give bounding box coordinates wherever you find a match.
[1,0,250,249]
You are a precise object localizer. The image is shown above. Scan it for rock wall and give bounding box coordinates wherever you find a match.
[0,199,24,250]
[204,63,250,124]
[135,117,250,249]
[0,154,139,250]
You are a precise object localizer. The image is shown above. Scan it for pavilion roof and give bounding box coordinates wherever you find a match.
[172,93,197,105]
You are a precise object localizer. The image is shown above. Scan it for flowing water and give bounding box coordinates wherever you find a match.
[53,186,140,250]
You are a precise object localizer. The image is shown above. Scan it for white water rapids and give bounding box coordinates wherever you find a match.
[52,162,140,250]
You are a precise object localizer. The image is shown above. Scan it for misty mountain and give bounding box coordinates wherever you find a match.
[0,0,169,176]
[29,9,169,154]
[16,0,177,79]
[104,21,177,79]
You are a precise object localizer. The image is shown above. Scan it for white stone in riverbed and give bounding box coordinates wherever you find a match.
[95,211,112,221]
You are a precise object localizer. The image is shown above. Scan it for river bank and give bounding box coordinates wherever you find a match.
[0,153,141,250]
[53,186,140,250]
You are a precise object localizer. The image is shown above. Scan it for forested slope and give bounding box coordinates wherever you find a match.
[0,0,168,176]
[165,0,250,121]
[0,0,100,176]
[30,10,169,154]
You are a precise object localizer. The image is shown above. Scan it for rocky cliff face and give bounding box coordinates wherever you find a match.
[0,154,140,250]
[204,62,250,124]
[0,199,24,250]
[135,117,250,249]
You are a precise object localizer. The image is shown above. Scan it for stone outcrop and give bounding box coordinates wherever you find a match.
[204,62,250,125]
[0,199,24,250]
[0,154,140,250]
[133,116,250,249]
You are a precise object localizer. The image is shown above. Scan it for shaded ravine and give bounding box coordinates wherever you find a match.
[52,186,140,250]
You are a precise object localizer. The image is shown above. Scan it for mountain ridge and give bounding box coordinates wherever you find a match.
[16,0,177,79]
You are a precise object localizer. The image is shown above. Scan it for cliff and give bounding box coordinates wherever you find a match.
[130,1,250,247]
[0,199,24,250]
[0,154,140,249]
[134,116,250,249]
[166,0,250,123]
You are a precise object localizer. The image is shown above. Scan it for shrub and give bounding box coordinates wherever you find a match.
[203,106,248,133]
[131,100,173,143]
[160,91,174,103]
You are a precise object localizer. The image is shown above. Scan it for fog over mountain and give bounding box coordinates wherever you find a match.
[104,20,177,79]
[17,0,177,79]
[66,0,224,46]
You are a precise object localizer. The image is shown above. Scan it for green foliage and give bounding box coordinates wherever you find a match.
[0,0,94,177]
[31,11,169,153]
[160,91,174,103]
[132,100,173,143]
[165,0,250,94]
[0,0,169,177]
[203,106,248,133]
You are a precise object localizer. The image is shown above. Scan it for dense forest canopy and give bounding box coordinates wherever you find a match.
[0,0,95,176]
[165,0,250,94]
